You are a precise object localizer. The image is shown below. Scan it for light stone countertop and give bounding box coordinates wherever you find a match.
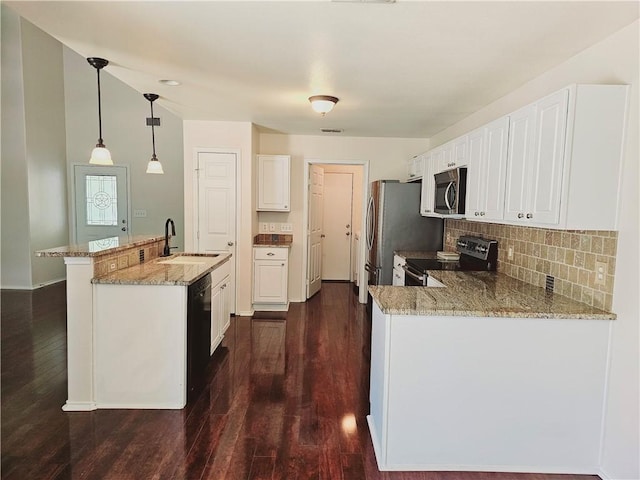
[92,253,231,286]
[253,244,292,248]
[35,235,164,258]
[369,270,615,320]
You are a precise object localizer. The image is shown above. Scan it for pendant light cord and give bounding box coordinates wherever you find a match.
[150,100,156,158]
[96,67,104,145]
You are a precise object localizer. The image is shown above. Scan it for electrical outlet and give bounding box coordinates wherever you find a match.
[508,247,514,260]
[269,223,276,232]
[133,209,147,218]
[595,261,607,286]
[446,232,451,243]
[259,222,269,233]
[109,262,117,272]
[280,223,293,232]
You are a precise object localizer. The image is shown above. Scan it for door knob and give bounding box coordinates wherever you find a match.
[346,224,350,228]
[320,234,326,238]
[121,227,127,231]
[346,232,351,236]
[227,241,234,246]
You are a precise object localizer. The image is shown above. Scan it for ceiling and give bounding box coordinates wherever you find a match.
[6,1,639,138]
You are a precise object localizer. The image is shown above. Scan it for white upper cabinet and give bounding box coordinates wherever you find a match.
[451,135,469,169]
[434,142,454,173]
[257,155,290,211]
[505,89,568,225]
[466,116,510,222]
[503,85,628,230]
[420,152,436,216]
[406,154,424,182]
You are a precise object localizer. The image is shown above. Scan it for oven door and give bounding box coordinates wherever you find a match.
[402,265,427,286]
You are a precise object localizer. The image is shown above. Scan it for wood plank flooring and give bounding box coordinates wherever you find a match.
[1,281,601,480]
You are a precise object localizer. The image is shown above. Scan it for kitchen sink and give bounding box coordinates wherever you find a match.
[157,255,217,265]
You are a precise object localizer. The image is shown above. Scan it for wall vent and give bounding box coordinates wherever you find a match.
[545,275,555,293]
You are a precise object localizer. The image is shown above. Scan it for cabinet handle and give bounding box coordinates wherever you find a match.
[518,213,524,219]
[480,212,485,216]
[526,213,533,219]
[267,252,275,256]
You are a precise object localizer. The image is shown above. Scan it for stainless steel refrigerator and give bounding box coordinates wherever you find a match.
[365,180,443,285]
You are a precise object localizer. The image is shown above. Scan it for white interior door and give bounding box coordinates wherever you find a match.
[306,165,324,298]
[74,165,129,244]
[196,151,237,314]
[322,172,353,280]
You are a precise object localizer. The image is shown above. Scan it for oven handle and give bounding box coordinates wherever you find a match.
[402,265,427,285]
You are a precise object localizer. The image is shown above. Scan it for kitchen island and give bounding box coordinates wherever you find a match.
[36,236,231,411]
[367,271,614,475]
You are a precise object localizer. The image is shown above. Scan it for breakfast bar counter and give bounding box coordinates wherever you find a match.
[369,270,615,319]
[367,271,614,475]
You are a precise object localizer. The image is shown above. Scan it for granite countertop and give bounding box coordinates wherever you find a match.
[369,270,615,320]
[253,233,292,248]
[92,253,231,286]
[35,235,164,258]
[253,243,292,248]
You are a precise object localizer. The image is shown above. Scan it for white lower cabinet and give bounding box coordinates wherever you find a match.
[210,261,231,354]
[252,246,289,311]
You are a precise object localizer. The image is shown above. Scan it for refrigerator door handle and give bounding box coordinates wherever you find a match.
[366,196,375,251]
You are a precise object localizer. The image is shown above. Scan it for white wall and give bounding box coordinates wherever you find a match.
[182,120,256,315]
[0,7,68,289]
[258,134,429,302]
[430,21,639,480]
[63,48,185,250]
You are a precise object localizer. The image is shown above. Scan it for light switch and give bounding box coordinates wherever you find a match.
[134,209,147,218]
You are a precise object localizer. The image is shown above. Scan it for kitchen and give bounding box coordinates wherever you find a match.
[1,2,638,479]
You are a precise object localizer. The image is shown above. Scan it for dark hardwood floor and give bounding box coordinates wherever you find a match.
[2,281,601,480]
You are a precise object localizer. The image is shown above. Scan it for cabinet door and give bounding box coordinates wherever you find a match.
[452,135,468,168]
[253,260,288,304]
[257,155,290,211]
[420,152,436,216]
[407,154,423,181]
[528,89,568,224]
[435,143,454,173]
[504,104,536,222]
[221,276,231,334]
[210,281,223,354]
[465,127,485,219]
[481,116,510,221]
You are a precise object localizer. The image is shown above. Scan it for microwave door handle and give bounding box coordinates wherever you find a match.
[444,182,453,211]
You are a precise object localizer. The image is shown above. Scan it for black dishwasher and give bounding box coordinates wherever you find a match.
[187,273,212,400]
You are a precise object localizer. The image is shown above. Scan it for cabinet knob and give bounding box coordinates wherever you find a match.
[475,211,479,216]
[480,212,485,216]
[526,213,533,219]
[281,263,285,266]
[518,213,524,219]
[228,241,234,246]
[267,252,275,256]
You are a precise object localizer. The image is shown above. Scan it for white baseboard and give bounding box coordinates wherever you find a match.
[0,277,66,290]
[62,401,97,412]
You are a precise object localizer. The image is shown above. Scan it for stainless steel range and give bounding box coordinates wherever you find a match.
[403,236,498,286]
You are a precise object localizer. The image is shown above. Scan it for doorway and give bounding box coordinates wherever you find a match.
[73,165,129,244]
[303,160,368,304]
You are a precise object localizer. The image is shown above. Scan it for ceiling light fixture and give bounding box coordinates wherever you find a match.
[143,93,164,174]
[309,95,339,115]
[87,57,113,165]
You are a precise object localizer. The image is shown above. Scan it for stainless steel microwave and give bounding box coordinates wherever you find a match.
[434,167,467,215]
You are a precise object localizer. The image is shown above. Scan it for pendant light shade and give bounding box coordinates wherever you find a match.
[309,95,339,115]
[144,93,164,174]
[87,57,113,165]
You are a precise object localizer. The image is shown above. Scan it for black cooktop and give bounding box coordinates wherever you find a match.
[405,256,490,273]
[406,236,498,274]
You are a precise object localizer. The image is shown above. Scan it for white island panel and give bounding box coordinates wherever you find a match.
[368,302,611,474]
[94,284,187,409]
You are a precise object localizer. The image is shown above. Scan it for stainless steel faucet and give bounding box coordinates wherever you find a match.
[162,218,176,257]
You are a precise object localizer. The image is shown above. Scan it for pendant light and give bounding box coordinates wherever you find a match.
[87,57,113,165]
[144,93,164,174]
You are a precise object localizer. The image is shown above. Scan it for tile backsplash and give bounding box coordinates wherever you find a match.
[445,220,617,311]
[93,240,164,277]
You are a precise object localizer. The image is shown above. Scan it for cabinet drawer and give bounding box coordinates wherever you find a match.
[253,247,288,261]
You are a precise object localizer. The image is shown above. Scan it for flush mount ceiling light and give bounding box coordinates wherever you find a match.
[87,57,113,165]
[143,93,164,174]
[309,95,339,115]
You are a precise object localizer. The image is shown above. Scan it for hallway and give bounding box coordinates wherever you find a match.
[1,282,599,480]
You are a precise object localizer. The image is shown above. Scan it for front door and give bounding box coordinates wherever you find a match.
[73,165,129,244]
[196,151,237,314]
